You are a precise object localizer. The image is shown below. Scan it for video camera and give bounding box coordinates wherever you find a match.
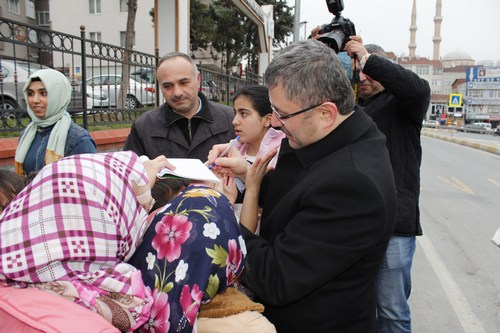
[317,0,356,54]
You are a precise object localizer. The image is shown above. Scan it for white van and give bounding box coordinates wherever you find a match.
[473,122,492,131]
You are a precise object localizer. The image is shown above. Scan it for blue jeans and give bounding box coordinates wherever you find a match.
[376,236,416,333]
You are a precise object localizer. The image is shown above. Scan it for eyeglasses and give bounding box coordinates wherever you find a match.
[271,102,323,123]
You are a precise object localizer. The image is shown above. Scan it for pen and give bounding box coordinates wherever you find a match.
[208,136,240,170]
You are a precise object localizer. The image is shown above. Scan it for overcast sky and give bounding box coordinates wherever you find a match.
[287,0,500,63]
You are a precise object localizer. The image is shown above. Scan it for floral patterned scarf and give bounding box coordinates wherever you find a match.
[128,185,247,333]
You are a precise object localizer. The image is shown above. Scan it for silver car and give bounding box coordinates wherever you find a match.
[86,74,155,109]
[0,59,109,112]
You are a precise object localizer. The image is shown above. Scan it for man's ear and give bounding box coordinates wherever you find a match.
[320,102,338,128]
[196,71,201,85]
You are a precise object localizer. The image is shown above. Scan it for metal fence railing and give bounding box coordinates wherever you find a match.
[0,17,262,133]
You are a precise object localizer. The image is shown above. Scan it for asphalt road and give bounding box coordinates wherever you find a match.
[410,135,500,333]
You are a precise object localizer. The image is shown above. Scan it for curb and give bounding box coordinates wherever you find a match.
[0,128,130,167]
[422,130,500,156]
[1,128,498,168]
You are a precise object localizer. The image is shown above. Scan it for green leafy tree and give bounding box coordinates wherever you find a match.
[208,1,247,74]
[150,1,294,75]
[190,0,217,52]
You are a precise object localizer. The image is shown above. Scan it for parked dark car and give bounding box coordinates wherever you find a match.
[200,79,221,102]
[131,67,155,84]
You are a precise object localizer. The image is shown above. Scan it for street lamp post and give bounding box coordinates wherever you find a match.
[293,0,301,42]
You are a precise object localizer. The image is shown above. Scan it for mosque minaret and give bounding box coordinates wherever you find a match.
[433,0,443,60]
[408,0,443,60]
[408,0,417,58]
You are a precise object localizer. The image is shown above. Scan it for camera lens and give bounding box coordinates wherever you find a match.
[318,30,346,54]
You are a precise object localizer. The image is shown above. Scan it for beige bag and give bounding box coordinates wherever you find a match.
[197,287,276,333]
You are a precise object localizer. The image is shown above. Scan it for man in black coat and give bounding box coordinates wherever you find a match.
[208,39,397,332]
[124,52,234,161]
[345,36,431,333]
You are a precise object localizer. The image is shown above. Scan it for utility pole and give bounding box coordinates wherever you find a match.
[300,21,308,40]
[293,0,301,42]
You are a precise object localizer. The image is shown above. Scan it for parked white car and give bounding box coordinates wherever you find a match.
[424,120,440,128]
[86,74,155,109]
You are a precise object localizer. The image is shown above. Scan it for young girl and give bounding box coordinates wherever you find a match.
[232,85,284,168]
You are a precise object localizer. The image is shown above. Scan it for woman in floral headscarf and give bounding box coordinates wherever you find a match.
[128,185,247,333]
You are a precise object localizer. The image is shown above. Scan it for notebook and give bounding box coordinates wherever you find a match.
[157,158,220,183]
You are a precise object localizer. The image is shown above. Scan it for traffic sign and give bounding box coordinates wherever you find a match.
[449,93,462,107]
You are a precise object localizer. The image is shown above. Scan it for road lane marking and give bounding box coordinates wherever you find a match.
[417,236,486,333]
[487,178,500,187]
[437,176,475,194]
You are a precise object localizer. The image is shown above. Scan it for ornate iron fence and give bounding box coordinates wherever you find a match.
[0,17,262,134]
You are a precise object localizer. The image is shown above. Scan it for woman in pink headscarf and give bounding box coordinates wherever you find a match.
[0,151,170,332]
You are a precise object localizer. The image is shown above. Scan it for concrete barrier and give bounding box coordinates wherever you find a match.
[422,129,500,156]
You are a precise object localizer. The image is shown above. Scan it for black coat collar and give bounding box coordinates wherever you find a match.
[280,106,374,169]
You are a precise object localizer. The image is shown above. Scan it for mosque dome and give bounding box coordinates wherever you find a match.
[442,50,473,61]
[441,50,475,68]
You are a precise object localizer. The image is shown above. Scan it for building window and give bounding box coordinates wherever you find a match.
[89,0,101,14]
[120,31,136,48]
[37,11,50,26]
[26,0,35,19]
[7,0,20,15]
[89,32,102,42]
[120,0,128,12]
[416,66,429,76]
[433,67,443,75]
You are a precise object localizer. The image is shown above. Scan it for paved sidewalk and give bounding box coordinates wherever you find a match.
[422,128,500,156]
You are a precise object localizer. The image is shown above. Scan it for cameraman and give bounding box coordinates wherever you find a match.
[343,35,431,333]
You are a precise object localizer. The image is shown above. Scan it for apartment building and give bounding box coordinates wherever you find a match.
[49,0,155,54]
[0,0,38,61]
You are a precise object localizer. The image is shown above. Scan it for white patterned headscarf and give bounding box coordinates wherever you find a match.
[1,151,153,331]
[14,68,72,175]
